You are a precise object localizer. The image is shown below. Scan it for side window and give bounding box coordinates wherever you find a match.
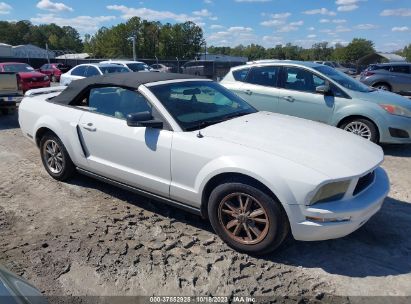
[246,66,280,87]
[85,66,100,77]
[390,65,410,74]
[71,66,86,76]
[232,68,250,82]
[87,87,152,119]
[283,67,319,93]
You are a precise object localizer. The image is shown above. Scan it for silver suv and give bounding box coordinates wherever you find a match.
[360,62,411,95]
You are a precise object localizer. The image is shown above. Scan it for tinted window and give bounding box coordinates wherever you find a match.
[283,67,321,93]
[232,68,250,82]
[88,87,151,119]
[246,66,280,87]
[150,81,256,131]
[314,65,372,93]
[3,64,34,72]
[85,66,100,77]
[126,63,147,72]
[391,65,410,74]
[71,66,86,76]
[99,66,129,74]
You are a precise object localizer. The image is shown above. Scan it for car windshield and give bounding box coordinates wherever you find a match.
[314,65,372,93]
[149,81,256,131]
[99,66,130,74]
[3,63,34,72]
[126,63,148,72]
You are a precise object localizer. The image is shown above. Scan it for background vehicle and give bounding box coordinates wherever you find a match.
[19,72,389,254]
[0,62,50,92]
[0,72,22,115]
[99,60,151,72]
[221,60,411,144]
[0,266,47,304]
[151,63,177,73]
[60,63,130,86]
[37,63,71,82]
[181,60,244,80]
[315,61,356,76]
[360,62,411,95]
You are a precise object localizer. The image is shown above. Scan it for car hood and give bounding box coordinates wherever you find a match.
[351,89,411,109]
[202,112,383,179]
[18,71,47,79]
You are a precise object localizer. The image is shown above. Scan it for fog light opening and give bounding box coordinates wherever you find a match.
[306,216,351,223]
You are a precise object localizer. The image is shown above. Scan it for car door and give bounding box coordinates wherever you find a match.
[390,65,411,93]
[77,86,173,197]
[234,65,282,112]
[276,66,335,124]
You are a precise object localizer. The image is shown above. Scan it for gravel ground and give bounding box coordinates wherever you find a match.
[0,112,410,303]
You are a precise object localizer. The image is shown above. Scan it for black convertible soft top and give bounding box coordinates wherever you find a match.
[52,72,202,105]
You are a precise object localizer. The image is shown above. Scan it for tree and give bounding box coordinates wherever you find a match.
[343,38,375,62]
[401,44,411,61]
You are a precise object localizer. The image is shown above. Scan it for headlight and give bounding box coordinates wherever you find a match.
[380,104,411,118]
[309,180,351,205]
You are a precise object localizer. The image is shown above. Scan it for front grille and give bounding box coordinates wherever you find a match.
[353,171,375,196]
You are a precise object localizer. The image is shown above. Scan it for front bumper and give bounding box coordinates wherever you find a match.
[379,114,411,144]
[21,81,50,92]
[288,167,389,241]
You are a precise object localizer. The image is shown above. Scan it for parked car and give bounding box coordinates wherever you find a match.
[0,72,23,115]
[19,72,389,254]
[99,60,151,72]
[0,62,50,93]
[181,60,244,80]
[359,62,411,95]
[314,61,356,76]
[0,266,48,304]
[60,63,130,86]
[37,63,71,82]
[151,63,177,73]
[221,60,411,144]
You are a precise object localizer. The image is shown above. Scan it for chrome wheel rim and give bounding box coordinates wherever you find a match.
[43,139,64,174]
[343,121,372,140]
[218,193,270,245]
[376,85,388,91]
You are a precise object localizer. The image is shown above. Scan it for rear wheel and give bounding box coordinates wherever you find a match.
[208,182,289,255]
[341,118,378,143]
[40,132,75,181]
[373,83,391,91]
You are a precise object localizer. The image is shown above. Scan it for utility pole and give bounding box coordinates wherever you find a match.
[132,36,136,61]
[46,43,50,64]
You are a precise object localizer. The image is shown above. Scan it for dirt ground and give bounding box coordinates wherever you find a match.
[0,112,410,303]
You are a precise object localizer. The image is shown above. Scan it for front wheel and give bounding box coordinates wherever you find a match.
[341,118,378,143]
[208,182,289,255]
[40,132,75,181]
[51,75,57,82]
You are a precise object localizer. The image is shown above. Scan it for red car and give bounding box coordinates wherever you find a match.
[0,62,50,92]
[38,63,71,82]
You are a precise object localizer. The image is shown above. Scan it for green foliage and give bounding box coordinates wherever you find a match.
[84,17,204,59]
[401,44,411,61]
[0,20,83,52]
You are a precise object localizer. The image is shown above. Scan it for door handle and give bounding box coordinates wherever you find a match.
[244,89,253,95]
[282,96,295,102]
[81,123,96,132]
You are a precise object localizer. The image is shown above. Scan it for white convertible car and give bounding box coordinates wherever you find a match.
[19,73,389,254]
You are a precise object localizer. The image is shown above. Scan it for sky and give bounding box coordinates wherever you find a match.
[0,0,411,51]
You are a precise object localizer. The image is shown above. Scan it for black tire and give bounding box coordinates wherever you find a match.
[372,83,391,91]
[208,182,289,255]
[340,118,379,143]
[51,75,57,83]
[39,132,76,181]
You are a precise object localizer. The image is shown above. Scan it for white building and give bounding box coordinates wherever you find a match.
[0,43,12,57]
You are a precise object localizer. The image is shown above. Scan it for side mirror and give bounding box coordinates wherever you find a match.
[316,85,331,95]
[126,112,163,129]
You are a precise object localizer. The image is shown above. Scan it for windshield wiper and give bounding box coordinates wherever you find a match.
[185,112,251,132]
